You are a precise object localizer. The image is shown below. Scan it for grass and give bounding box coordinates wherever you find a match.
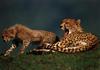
[0,44,100,70]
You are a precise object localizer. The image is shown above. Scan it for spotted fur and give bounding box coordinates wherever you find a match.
[43,18,99,53]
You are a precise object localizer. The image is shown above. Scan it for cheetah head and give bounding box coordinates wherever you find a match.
[60,18,83,34]
[2,27,16,42]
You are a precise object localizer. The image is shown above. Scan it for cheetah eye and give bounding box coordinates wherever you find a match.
[65,22,69,24]
[9,35,14,39]
[60,26,63,28]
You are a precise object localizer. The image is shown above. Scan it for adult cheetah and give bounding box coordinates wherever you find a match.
[42,18,99,53]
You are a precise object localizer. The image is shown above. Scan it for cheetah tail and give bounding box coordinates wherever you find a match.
[55,36,60,43]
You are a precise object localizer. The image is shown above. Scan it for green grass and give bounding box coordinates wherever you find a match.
[0,44,100,70]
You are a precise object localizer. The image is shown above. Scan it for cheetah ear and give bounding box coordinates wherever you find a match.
[77,19,81,24]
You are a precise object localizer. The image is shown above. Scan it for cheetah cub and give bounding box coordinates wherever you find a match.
[2,24,59,56]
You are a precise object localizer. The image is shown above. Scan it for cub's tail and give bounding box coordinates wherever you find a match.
[55,36,60,43]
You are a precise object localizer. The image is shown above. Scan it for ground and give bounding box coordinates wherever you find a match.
[0,43,100,70]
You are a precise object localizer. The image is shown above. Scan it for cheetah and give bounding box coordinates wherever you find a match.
[42,18,99,53]
[2,24,59,56]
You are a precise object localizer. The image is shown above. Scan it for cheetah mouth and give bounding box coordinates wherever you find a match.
[65,28,69,33]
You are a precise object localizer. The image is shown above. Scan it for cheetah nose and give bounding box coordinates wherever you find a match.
[3,39,6,42]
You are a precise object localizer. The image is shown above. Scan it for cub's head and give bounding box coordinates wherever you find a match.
[60,18,83,34]
[2,27,16,42]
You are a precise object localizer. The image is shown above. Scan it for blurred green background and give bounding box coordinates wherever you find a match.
[0,0,100,70]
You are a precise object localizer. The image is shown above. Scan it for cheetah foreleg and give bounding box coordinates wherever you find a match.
[4,44,16,56]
